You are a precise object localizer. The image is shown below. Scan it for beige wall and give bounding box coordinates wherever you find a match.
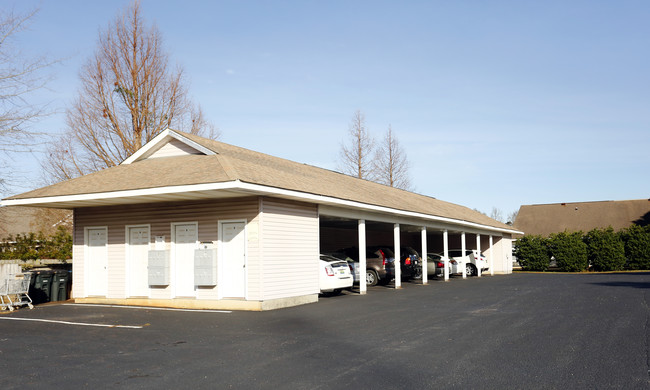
[73,198,259,300]
[259,197,319,300]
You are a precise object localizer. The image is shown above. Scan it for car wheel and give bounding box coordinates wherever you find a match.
[366,269,379,286]
[413,267,423,280]
[466,263,477,276]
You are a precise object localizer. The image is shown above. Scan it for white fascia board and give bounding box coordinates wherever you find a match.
[1,180,523,235]
[1,181,243,207]
[120,128,216,165]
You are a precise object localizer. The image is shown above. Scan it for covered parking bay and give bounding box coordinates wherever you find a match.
[319,205,515,294]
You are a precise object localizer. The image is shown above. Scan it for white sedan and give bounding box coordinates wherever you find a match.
[319,255,353,294]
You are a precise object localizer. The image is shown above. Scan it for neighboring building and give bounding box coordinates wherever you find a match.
[2,129,521,310]
[514,199,650,237]
[0,206,72,238]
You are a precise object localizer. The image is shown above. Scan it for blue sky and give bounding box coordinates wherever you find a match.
[5,0,650,218]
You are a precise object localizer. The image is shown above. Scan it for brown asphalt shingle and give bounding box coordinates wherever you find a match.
[513,199,650,236]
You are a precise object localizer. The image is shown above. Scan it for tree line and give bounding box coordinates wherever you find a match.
[514,224,650,272]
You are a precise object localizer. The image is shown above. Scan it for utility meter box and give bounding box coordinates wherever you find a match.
[194,248,217,286]
[148,250,170,286]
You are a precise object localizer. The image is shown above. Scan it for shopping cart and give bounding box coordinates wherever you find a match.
[0,273,34,311]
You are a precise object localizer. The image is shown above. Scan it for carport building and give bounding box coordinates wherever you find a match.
[2,129,522,310]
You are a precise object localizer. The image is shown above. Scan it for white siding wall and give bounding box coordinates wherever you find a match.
[148,138,203,159]
[486,235,513,274]
[260,198,319,300]
[73,198,259,299]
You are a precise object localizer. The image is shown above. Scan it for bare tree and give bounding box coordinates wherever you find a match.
[373,125,412,190]
[339,110,375,180]
[0,7,57,189]
[42,1,218,182]
[507,209,519,225]
[490,207,504,222]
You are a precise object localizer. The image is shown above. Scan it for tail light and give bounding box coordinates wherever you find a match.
[405,257,411,265]
[436,262,444,268]
[325,265,334,276]
[379,249,386,265]
[450,259,457,265]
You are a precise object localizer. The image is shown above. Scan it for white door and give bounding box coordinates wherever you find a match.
[221,222,246,298]
[87,227,108,296]
[174,223,197,297]
[128,226,150,297]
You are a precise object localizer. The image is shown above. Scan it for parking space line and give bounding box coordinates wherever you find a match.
[0,316,143,329]
[62,303,232,313]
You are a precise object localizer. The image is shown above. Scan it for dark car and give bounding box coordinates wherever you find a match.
[396,247,423,280]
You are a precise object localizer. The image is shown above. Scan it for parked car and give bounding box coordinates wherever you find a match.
[332,246,395,287]
[448,249,488,276]
[397,247,423,280]
[319,255,353,295]
[426,252,447,277]
[322,252,360,284]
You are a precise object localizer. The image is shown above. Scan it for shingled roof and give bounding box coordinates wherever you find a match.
[513,199,650,236]
[3,129,517,233]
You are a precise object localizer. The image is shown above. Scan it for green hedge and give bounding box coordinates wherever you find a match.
[548,231,588,272]
[619,224,650,270]
[0,226,72,262]
[585,227,625,271]
[515,223,650,272]
[513,235,549,271]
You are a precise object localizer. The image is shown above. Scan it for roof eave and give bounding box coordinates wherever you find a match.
[1,181,523,235]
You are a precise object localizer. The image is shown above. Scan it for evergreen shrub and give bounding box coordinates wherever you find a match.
[548,231,588,272]
[585,227,625,271]
[514,235,549,271]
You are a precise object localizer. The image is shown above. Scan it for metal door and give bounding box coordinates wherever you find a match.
[128,226,150,297]
[221,222,246,298]
[87,227,108,296]
[174,223,197,297]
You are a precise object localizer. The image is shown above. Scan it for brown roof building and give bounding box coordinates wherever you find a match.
[2,129,521,310]
[513,199,650,237]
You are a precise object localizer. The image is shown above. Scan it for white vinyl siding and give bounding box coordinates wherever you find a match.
[73,198,259,300]
[147,138,204,159]
[259,198,319,300]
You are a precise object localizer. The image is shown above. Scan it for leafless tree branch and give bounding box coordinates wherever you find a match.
[41,1,218,183]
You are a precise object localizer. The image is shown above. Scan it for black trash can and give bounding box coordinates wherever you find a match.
[50,270,71,302]
[29,269,54,304]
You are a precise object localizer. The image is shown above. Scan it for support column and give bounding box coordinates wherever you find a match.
[461,232,467,279]
[421,227,428,285]
[394,224,401,289]
[443,230,449,281]
[476,234,482,277]
[358,220,367,295]
[489,235,494,276]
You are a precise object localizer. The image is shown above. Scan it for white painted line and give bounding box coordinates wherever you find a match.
[62,303,232,313]
[0,316,142,329]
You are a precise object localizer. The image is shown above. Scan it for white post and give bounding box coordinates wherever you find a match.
[489,235,494,276]
[421,227,428,285]
[358,220,367,295]
[443,230,449,281]
[476,234,482,277]
[394,224,401,288]
[461,231,467,279]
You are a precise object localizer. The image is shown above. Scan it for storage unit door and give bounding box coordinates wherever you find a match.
[128,226,150,297]
[174,224,197,297]
[87,228,108,296]
[221,222,246,298]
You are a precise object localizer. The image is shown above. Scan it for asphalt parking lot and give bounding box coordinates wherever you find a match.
[1,272,648,389]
